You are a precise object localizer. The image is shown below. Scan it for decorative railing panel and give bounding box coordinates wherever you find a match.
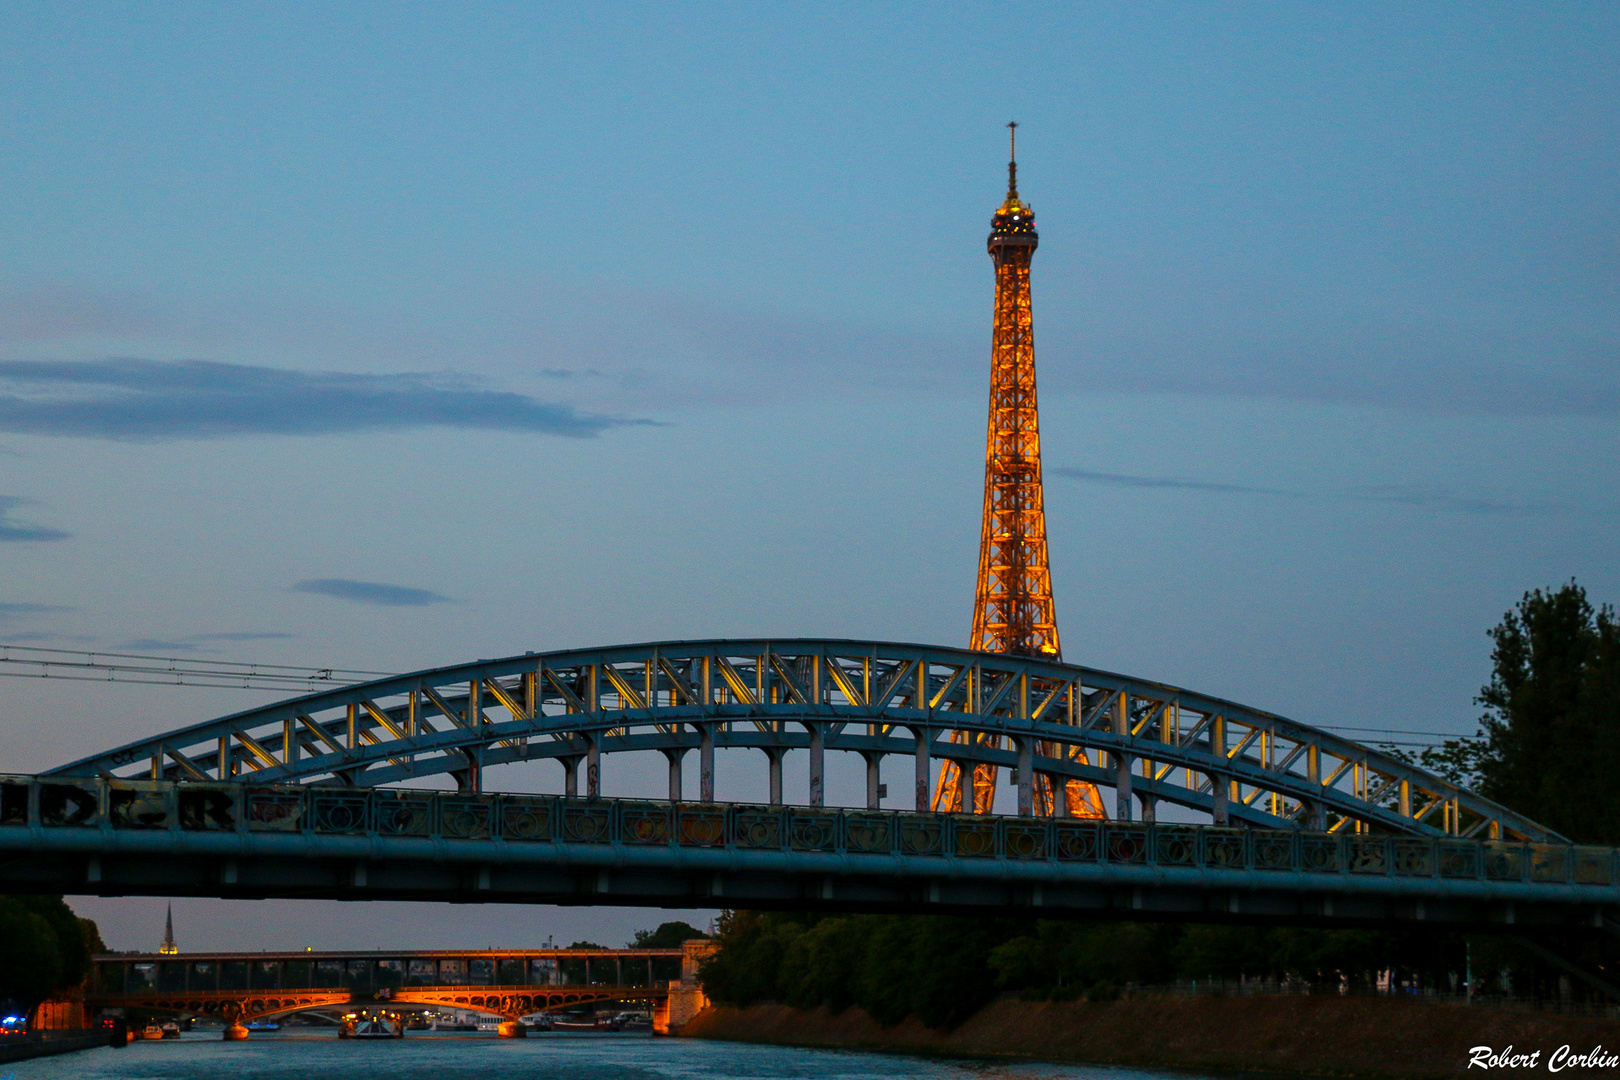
[4,776,1618,890]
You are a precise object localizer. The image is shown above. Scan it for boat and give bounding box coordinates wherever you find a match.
[552,1016,622,1031]
[244,1020,281,1031]
[340,1010,404,1040]
[160,1021,181,1038]
[431,1018,476,1031]
[140,1024,164,1040]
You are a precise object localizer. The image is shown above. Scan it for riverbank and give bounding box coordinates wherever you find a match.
[681,996,1620,1078]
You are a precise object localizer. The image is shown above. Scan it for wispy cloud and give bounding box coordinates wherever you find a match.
[0,496,70,541]
[1052,468,1551,517]
[118,638,212,653]
[1049,468,1296,498]
[107,630,297,653]
[292,578,453,607]
[0,602,71,618]
[0,358,651,441]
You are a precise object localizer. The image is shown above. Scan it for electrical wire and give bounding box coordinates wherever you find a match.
[0,644,393,693]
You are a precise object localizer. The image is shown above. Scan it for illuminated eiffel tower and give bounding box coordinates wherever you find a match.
[934,125,1106,818]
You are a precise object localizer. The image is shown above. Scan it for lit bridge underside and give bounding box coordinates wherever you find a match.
[89,948,682,1022]
[5,639,1614,930]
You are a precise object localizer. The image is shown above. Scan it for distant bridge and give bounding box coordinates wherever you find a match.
[2,639,1613,933]
[87,946,699,1026]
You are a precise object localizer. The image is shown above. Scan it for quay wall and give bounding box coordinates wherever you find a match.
[0,1029,112,1064]
[680,996,1620,1078]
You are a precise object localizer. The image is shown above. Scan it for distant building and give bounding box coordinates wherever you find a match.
[159,902,178,955]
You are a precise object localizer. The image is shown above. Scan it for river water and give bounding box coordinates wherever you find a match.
[9,1031,1212,1080]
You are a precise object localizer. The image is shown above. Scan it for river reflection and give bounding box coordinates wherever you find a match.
[14,1030,1217,1080]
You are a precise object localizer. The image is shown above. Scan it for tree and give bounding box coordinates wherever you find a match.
[629,921,708,948]
[1473,582,1620,843]
[0,895,97,1013]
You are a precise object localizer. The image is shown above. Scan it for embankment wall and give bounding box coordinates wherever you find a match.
[681,996,1620,1078]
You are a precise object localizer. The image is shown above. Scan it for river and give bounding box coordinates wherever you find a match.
[10,1031,1214,1080]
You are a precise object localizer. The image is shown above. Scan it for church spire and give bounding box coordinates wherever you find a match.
[160,902,177,955]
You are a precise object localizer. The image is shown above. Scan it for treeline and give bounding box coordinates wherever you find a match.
[0,894,103,1014]
[700,911,1535,1028]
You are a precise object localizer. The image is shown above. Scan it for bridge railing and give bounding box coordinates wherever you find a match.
[3,775,1615,889]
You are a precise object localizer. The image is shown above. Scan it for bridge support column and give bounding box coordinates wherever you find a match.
[1210,772,1229,825]
[1114,752,1133,822]
[911,727,931,812]
[586,736,600,799]
[455,748,482,794]
[808,723,824,807]
[1307,798,1326,831]
[563,756,579,798]
[1015,739,1033,817]
[1049,771,1068,818]
[663,749,685,803]
[1137,791,1157,824]
[863,752,882,810]
[700,726,715,803]
[765,749,784,806]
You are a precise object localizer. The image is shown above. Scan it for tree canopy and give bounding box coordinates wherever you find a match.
[1401,582,1620,843]
[629,920,709,948]
[0,894,99,1012]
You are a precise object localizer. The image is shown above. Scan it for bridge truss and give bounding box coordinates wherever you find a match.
[44,639,1551,842]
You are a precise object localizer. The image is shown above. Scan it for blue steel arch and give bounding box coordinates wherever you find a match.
[46,638,1556,843]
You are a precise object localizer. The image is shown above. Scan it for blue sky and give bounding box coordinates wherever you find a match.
[1,3,1615,949]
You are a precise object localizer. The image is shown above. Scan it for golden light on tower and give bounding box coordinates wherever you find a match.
[934,124,1106,818]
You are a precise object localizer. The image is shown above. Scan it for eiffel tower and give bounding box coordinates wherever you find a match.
[934,124,1105,818]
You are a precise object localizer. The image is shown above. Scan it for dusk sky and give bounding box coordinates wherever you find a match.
[1,3,1615,951]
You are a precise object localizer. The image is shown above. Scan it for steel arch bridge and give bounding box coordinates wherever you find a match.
[6,638,1618,935]
[43,638,1549,839]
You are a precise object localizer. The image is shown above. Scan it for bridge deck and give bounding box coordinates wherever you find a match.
[3,778,1617,930]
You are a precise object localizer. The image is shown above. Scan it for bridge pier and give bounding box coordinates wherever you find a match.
[911,726,931,812]
[1015,738,1033,817]
[807,723,824,807]
[863,751,882,810]
[1210,771,1230,825]
[663,749,686,802]
[1114,752,1134,822]
[454,748,482,794]
[699,726,715,802]
[765,749,784,806]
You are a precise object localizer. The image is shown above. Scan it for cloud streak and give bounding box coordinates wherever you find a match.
[0,358,649,441]
[292,578,453,607]
[0,496,70,541]
[0,602,70,618]
[1049,468,1295,498]
[1052,468,1550,517]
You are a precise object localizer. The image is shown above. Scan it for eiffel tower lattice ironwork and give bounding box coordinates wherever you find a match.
[934,124,1106,819]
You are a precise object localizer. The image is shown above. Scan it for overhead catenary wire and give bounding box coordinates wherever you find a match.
[0,644,394,693]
